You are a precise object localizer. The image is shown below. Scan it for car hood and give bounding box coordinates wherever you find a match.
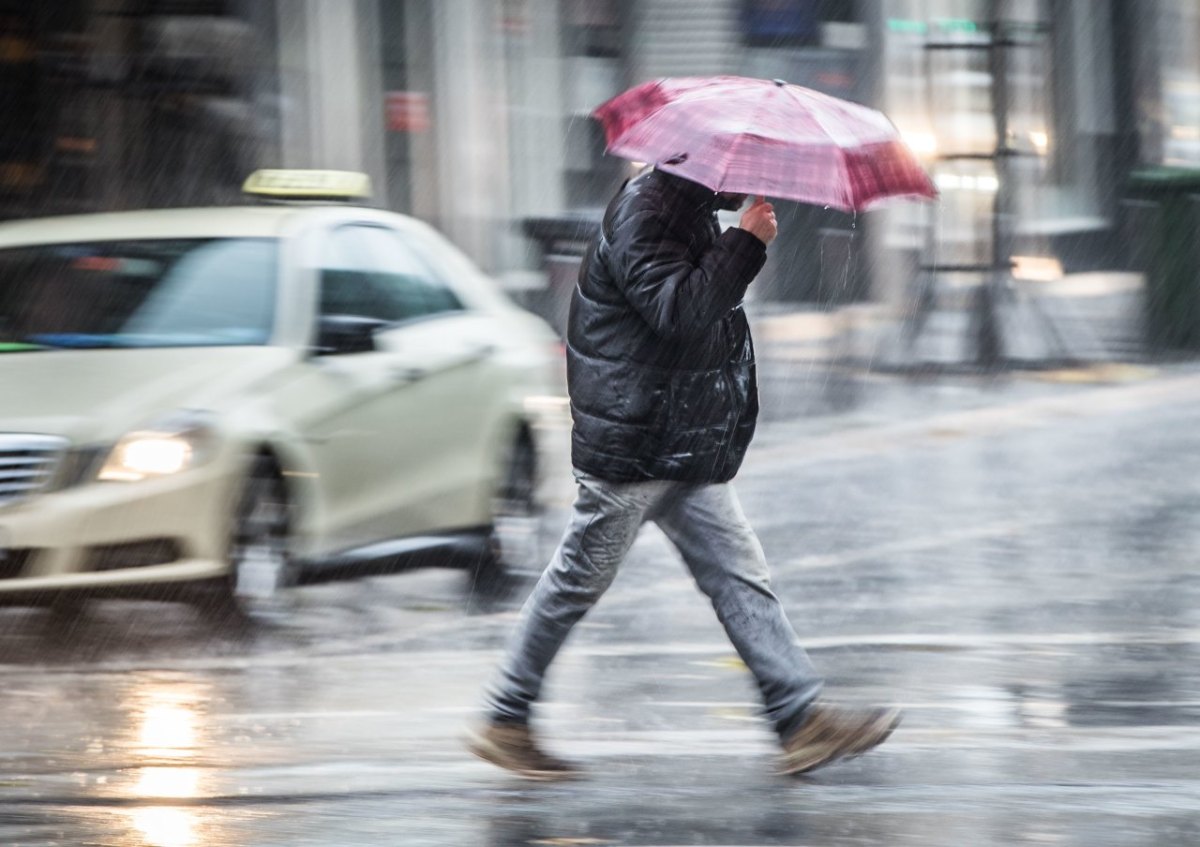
[0,346,301,443]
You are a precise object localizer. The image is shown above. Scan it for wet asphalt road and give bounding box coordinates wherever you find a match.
[2,363,1200,846]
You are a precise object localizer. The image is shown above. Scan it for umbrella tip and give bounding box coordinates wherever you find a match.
[772,78,787,87]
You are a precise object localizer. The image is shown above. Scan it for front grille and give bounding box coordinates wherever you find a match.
[85,539,181,572]
[0,549,34,580]
[0,435,67,507]
[54,445,108,491]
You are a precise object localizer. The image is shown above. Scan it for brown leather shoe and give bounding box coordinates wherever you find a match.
[778,703,902,775]
[465,722,582,781]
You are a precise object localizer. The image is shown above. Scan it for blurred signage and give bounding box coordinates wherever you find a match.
[385,91,430,133]
[743,0,820,45]
[243,169,372,200]
[886,17,980,35]
[887,18,928,34]
[501,0,530,34]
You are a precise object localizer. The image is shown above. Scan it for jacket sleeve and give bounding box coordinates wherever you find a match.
[608,210,767,341]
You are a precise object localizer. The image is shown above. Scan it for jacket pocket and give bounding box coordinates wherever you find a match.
[666,367,735,432]
[570,354,669,426]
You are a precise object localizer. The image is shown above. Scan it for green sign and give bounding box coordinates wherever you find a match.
[888,17,981,35]
[887,18,928,34]
[933,17,979,33]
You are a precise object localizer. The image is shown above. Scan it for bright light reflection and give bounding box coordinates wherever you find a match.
[934,173,999,193]
[140,700,199,753]
[1029,129,1049,155]
[124,685,209,847]
[1012,255,1064,282]
[128,768,203,847]
[902,130,938,159]
[135,767,201,798]
[129,807,197,847]
[139,703,198,756]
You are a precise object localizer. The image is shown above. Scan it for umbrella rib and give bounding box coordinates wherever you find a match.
[782,85,865,209]
[716,82,791,193]
[783,84,856,149]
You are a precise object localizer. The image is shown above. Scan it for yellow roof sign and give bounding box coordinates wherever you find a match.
[243,169,372,200]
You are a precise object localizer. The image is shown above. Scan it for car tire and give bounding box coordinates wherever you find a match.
[476,432,543,591]
[205,454,298,626]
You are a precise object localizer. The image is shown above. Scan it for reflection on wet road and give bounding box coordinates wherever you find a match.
[2,372,1200,845]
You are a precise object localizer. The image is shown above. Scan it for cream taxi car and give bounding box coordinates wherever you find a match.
[0,171,567,621]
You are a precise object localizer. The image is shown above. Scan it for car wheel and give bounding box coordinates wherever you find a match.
[480,433,543,587]
[208,455,298,624]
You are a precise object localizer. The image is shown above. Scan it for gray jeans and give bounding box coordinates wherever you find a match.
[485,471,824,739]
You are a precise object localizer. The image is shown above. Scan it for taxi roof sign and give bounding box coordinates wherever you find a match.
[242,169,372,201]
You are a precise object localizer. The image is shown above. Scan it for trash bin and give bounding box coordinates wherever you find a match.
[757,201,869,305]
[1125,168,1200,352]
[521,213,602,337]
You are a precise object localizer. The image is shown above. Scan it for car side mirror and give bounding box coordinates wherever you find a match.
[313,315,388,356]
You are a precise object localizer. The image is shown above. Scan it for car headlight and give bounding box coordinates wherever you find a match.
[98,411,217,482]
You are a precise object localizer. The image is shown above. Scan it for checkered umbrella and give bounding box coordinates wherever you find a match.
[594,75,937,212]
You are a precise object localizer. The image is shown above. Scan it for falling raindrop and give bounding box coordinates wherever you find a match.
[0,4,1194,840]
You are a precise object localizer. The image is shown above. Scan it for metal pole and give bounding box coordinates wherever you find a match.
[975,0,1011,369]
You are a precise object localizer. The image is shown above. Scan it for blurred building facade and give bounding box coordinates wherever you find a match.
[0,0,276,217]
[1,1,1199,312]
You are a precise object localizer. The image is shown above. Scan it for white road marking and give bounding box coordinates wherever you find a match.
[778,520,1033,572]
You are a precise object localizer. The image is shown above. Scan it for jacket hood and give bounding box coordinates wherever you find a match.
[653,169,722,209]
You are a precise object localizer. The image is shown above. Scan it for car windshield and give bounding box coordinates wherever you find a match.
[0,238,278,351]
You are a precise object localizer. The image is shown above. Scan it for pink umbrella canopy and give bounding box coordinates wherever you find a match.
[594,75,937,212]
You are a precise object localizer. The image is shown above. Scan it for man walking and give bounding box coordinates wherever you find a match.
[468,168,899,779]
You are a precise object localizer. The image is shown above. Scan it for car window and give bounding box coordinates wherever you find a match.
[0,238,278,350]
[318,225,462,324]
[124,240,277,339]
[317,227,395,322]
[401,227,486,304]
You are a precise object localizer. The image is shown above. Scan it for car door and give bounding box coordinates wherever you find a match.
[282,223,422,552]
[345,225,502,538]
[277,219,507,556]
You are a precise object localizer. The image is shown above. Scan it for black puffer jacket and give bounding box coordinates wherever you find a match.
[567,169,767,483]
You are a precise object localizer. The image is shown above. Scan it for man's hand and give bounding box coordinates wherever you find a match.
[738,196,777,246]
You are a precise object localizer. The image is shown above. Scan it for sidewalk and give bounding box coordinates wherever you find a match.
[748,271,1147,373]
[741,270,1200,439]
[744,362,1200,477]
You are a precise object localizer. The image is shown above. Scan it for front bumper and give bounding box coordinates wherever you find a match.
[0,457,234,599]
